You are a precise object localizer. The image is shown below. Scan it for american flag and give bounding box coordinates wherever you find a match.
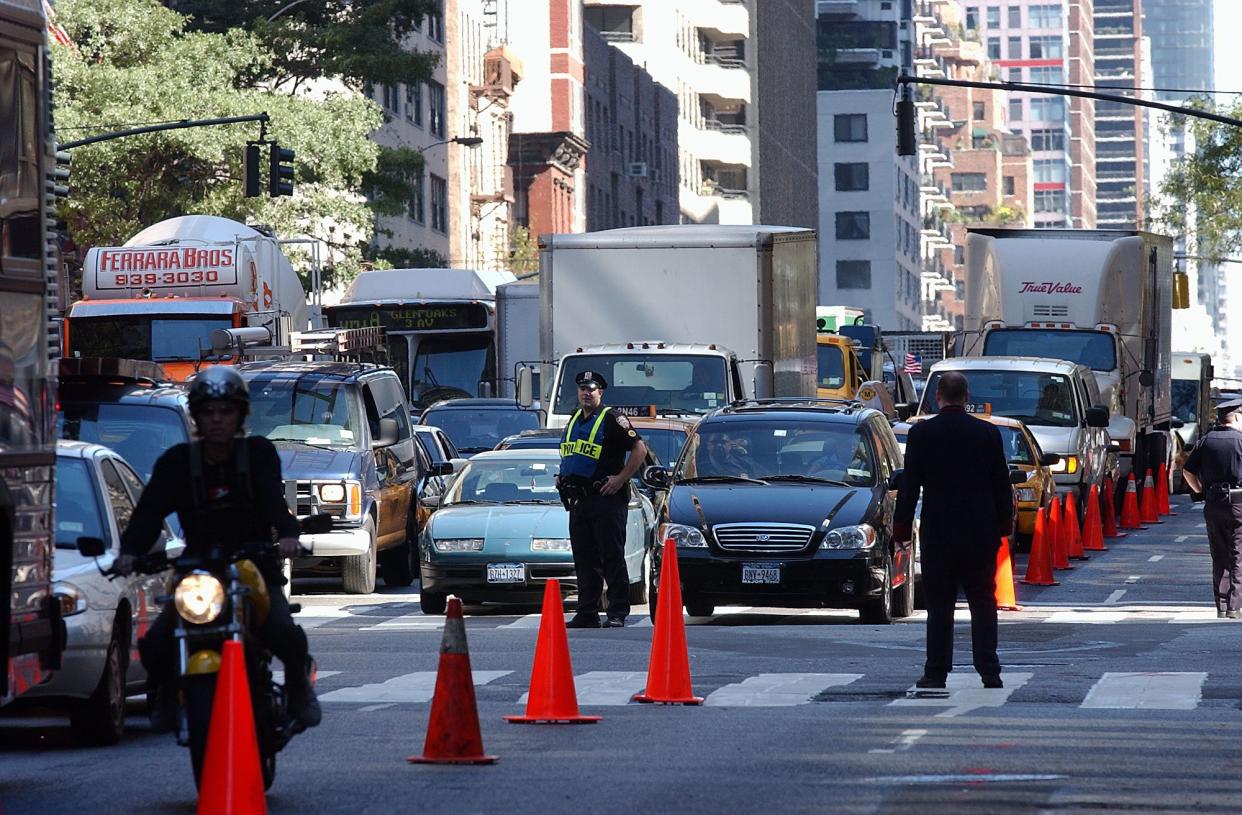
[902,352,922,375]
[45,2,74,48]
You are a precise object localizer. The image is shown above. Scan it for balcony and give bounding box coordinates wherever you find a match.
[682,119,751,166]
[691,60,751,104]
[816,0,860,15]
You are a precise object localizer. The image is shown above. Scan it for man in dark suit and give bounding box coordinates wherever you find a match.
[894,371,1015,689]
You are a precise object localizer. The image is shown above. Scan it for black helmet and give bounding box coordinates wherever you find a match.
[187,366,249,416]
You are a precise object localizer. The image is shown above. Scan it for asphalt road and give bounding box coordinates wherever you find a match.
[5,495,1242,814]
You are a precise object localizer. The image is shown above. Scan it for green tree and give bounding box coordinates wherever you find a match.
[505,226,539,277]
[1153,102,1242,260]
[369,246,449,269]
[53,0,384,286]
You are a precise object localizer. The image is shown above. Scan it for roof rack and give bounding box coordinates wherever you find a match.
[60,357,170,385]
[727,397,866,410]
[292,326,388,359]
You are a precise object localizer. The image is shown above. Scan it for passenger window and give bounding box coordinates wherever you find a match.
[99,459,137,537]
[114,459,146,503]
[381,377,413,439]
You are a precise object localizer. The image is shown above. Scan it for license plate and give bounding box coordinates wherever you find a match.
[742,563,781,584]
[486,563,525,584]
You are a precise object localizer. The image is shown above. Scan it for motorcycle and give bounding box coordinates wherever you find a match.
[78,514,331,790]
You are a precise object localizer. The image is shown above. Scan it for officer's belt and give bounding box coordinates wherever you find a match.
[1206,483,1242,504]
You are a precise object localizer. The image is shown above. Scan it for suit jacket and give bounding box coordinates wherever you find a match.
[894,406,1014,548]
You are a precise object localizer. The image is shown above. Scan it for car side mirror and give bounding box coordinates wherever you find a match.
[432,461,455,477]
[642,465,670,490]
[374,417,400,448]
[887,468,905,491]
[76,536,107,558]
[1039,453,1061,467]
[164,537,187,559]
[1086,405,1110,428]
[1009,468,1028,485]
[1170,417,1185,429]
[516,366,534,409]
[300,513,334,535]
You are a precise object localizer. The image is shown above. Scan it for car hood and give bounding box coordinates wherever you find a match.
[274,446,365,480]
[666,483,877,530]
[1027,425,1081,455]
[429,504,569,541]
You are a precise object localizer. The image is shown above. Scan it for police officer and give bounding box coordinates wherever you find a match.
[1182,398,1242,618]
[556,370,648,628]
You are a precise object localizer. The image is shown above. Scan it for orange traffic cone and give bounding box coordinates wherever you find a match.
[1119,472,1143,530]
[195,640,267,815]
[633,540,703,705]
[408,597,497,765]
[506,579,600,724]
[995,537,1020,610]
[1065,492,1088,561]
[1157,462,1174,516]
[1050,496,1072,570]
[1103,476,1125,538]
[1140,468,1161,524]
[1082,483,1108,552]
[1022,507,1058,586]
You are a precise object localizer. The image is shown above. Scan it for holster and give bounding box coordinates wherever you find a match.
[557,480,589,511]
[1206,484,1242,505]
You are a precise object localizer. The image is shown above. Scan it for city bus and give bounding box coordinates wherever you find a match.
[1,0,65,705]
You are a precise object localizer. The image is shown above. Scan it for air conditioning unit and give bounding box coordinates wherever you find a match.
[626,162,648,178]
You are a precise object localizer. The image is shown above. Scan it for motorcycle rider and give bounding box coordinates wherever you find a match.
[114,366,322,730]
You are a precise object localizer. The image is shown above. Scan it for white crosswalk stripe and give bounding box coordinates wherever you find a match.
[889,672,1033,718]
[518,671,648,706]
[704,673,862,707]
[320,670,511,704]
[1080,672,1207,710]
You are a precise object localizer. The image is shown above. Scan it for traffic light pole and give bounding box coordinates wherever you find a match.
[58,113,270,150]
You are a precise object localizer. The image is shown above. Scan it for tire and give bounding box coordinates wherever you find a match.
[185,675,217,790]
[70,625,127,746]
[419,591,447,615]
[342,517,377,594]
[892,548,915,619]
[860,555,894,625]
[628,549,650,605]
[380,539,417,587]
[684,598,715,618]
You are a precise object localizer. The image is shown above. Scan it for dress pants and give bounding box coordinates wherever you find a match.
[568,496,631,619]
[1205,500,1242,613]
[920,542,1000,678]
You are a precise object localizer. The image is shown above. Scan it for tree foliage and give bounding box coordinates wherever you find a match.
[53,0,385,286]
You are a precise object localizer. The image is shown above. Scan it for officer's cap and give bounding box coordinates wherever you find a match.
[1218,398,1242,418]
[575,370,608,390]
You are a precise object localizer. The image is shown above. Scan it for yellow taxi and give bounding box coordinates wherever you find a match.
[815,333,865,401]
[898,413,1057,543]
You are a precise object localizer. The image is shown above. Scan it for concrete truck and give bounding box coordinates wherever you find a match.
[964,227,1180,481]
[66,215,308,381]
[520,225,818,427]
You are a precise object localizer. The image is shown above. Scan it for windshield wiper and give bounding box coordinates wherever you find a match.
[761,474,852,486]
[675,475,769,486]
[267,438,341,451]
[450,499,499,505]
[508,499,559,505]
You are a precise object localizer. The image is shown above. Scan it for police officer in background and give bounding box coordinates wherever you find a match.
[556,370,649,628]
[1182,398,1242,618]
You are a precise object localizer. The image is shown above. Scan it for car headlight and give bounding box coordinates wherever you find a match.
[659,522,707,548]
[53,581,87,617]
[318,483,346,503]
[1015,488,1038,501]
[433,538,486,552]
[174,572,225,624]
[531,538,572,551]
[821,524,877,550]
[1050,455,1079,475]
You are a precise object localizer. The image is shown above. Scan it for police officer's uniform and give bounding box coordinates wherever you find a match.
[1184,398,1242,618]
[558,371,642,627]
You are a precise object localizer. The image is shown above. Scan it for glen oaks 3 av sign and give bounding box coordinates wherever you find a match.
[1018,281,1083,294]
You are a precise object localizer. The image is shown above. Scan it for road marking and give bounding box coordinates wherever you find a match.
[273,670,340,684]
[869,728,928,754]
[500,614,542,629]
[1175,535,1188,543]
[889,672,1032,718]
[1149,554,1164,562]
[1045,610,1127,623]
[360,613,446,631]
[863,773,1067,784]
[1170,611,1223,624]
[1104,590,1126,605]
[1081,672,1207,710]
[1125,575,1142,584]
[518,671,648,706]
[358,703,395,712]
[704,673,862,707]
[320,670,511,704]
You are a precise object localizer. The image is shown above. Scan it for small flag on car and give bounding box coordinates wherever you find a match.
[902,352,922,375]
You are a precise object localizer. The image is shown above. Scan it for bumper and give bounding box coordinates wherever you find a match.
[420,561,578,603]
[1017,503,1038,535]
[21,616,109,700]
[666,549,885,609]
[299,525,371,557]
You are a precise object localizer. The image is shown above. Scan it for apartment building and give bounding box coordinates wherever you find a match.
[1092,0,1142,228]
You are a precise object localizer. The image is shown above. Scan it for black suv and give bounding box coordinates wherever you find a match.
[239,361,432,593]
[643,400,914,624]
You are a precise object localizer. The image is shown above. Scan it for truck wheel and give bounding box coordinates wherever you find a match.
[342,518,377,594]
[860,556,894,625]
[684,598,715,618]
[70,625,128,746]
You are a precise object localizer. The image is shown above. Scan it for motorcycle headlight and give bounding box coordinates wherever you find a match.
[53,581,87,617]
[821,524,877,550]
[433,538,486,552]
[174,572,226,624]
[531,538,572,551]
[659,522,707,548]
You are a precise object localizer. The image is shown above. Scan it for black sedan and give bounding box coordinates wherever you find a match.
[642,401,915,624]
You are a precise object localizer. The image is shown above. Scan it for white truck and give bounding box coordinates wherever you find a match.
[521,225,818,427]
[964,227,1180,480]
[495,281,540,399]
[67,215,308,381]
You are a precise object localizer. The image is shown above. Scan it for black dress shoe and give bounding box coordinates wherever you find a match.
[604,616,626,628]
[915,674,946,689]
[566,613,601,629]
[1228,610,1242,620]
[981,673,1003,689]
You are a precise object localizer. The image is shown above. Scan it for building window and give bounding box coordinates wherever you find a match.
[430,174,447,233]
[1029,36,1062,59]
[987,37,1001,59]
[965,7,978,29]
[410,82,423,127]
[836,260,871,290]
[1030,96,1065,121]
[1030,128,1066,151]
[1003,175,1015,195]
[408,170,425,224]
[1029,4,1061,28]
[1033,158,1066,183]
[1007,67,1022,82]
[428,80,446,137]
[1035,188,1067,212]
[834,113,868,143]
[584,6,638,42]
[1008,36,1022,59]
[972,101,986,121]
[1029,66,1064,85]
[835,211,870,240]
[1008,6,1021,27]
[986,6,1000,28]
[382,83,399,114]
[951,172,988,192]
[428,2,444,42]
[834,163,869,191]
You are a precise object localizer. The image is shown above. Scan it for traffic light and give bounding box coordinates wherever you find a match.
[244,144,261,198]
[52,150,71,200]
[896,93,918,156]
[269,142,294,197]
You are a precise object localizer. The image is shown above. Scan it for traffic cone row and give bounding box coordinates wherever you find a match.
[1157,462,1174,517]
[1103,475,1124,539]
[1022,506,1058,586]
[1082,483,1108,552]
[1140,468,1162,524]
[1065,492,1088,561]
[1119,472,1144,530]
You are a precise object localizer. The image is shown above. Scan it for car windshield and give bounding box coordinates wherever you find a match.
[997,425,1035,466]
[423,407,541,454]
[922,370,1079,428]
[71,316,234,362]
[675,421,876,486]
[1171,379,1198,423]
[553,354,730,416]
[640,426,689,466]
[57,403,188,481]
[817,343,847,389]
[444,457,561,505]
[54,457,108,557]
[246,375,363,449]
[982,329,1116,372]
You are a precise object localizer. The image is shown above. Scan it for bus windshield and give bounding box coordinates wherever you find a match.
[554,355,730,416]
[71,316,233,361]
[410,334,495,409]
[982,329,1116,372]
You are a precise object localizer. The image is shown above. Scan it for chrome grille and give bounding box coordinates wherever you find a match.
[712,523,816,553]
